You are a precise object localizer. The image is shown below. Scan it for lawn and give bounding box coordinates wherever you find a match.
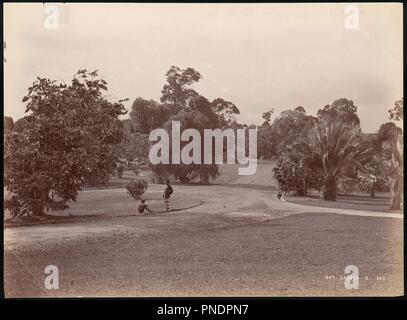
[4,212,403,297]
[286,193,401,213]
[4,184,202,227]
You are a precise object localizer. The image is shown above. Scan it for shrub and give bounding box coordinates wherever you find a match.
[126,179,148,200]
[273,156,323,196]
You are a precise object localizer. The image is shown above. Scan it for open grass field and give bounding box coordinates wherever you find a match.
[215,160,278,187]
[4,206,403,297]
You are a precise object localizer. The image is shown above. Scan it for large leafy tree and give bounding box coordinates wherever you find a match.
[353,134,392,198]
[115,119,149,162]
[4,70,127,217]
[151,95,221,184]
[4,116,14,131]
[317,98,360,126]
[210,98,240,128]
[123,66,239,184]
[258,106,315,159]
[160,66,202,110]
[129,98,172,134]
[124,67,203,165]
[3,116,14,147]
[388,98,403,121]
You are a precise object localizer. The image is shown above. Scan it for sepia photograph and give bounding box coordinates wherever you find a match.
[3,2,404,300]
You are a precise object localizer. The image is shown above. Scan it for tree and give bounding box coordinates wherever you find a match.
[273,142,324,196]
[149,67,238,184]
[124,66,239,184]
[4,116,15,147]
[262,108,275,123]
[313,120,371,200]
[317,98,360,126]
[129,98,172,134]
[377,121,403,209]
[4,69,126,217]
[123,67,203,168]
[160,66,202,110]
[151,95,221,184]
[388,98,403,121]
[116,119,150,162]
[258,106,315,159]
[4,116,14,131]
[354,134,392,198]
[210,98,240,127]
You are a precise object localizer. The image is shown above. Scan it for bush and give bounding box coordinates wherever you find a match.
[273,156,323,196]
[126,179,148,200]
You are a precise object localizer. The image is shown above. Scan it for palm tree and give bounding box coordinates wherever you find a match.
[313,120,371,201]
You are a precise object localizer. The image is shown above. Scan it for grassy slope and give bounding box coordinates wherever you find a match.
[215,160,278,188]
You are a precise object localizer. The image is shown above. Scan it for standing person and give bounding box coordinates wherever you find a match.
[163,179,173,211]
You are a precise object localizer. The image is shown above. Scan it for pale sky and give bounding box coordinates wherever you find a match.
[3,3,403,132]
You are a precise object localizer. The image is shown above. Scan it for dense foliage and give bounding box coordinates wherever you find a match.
[118,66,239,184]
[126,179,148,200]
[4,70,127,217]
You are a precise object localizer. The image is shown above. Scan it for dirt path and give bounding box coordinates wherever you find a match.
[4,185,273,250]
[4,185,402,251]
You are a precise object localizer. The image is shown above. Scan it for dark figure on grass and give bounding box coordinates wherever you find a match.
[163,179,173,211]
[138,200,153,214]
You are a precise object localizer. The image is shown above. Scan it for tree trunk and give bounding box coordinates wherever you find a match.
[370,185,376,198]
[323,176,337,201]
[32,205,45,217]
[390,134,403,210]
[390,175,403,210]
[296,188,306,197]
[178,176,190,183]
[200,170,209,185]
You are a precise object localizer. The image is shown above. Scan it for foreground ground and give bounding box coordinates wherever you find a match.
[4,183,403,297]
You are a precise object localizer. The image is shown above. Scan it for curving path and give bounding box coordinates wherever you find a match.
[4,185,402,250]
